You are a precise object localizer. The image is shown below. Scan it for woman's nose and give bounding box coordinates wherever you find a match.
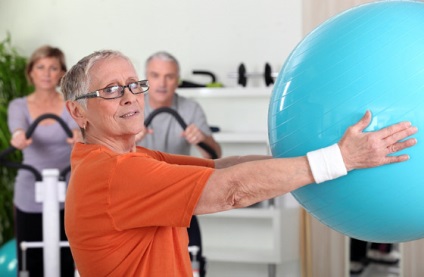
[121,87,137,103]
[45,68,53,76]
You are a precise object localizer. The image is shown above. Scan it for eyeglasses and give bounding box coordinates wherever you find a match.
[74,80,149,101]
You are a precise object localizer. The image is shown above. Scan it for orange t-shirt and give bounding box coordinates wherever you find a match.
[65,143,214,276]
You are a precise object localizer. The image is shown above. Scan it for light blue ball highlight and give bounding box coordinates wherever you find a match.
[0,239,17,277]
[268,0,424,243]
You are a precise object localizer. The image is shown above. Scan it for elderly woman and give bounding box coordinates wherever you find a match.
[61,50,417,277]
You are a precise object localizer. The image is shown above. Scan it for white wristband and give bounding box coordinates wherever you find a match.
[306,143,348,184]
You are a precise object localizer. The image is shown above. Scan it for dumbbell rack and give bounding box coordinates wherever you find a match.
[228,63,279,87]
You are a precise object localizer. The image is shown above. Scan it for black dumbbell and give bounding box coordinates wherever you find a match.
[229,63,278,87]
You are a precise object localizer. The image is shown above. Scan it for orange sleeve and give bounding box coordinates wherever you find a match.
[136,146,215,168]
[108,152,214,230]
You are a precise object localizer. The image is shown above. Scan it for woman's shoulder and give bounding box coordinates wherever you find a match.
[72,143,120,167]
[9,96,27,106]
[8,97,29,115]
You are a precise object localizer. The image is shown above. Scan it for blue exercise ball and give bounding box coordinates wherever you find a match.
[268,0,424,243]
[0,239,17,277]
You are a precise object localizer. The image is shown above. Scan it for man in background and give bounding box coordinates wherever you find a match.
[136,51,221,159]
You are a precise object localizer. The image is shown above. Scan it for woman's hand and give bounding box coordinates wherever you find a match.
[339,111,418,171]
[10,129,32,150]
[135,126,153,142]
[67,129,83,145]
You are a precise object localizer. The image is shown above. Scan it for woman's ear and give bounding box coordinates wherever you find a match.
[66,101,86,129]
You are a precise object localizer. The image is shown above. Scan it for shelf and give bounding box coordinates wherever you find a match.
[200,207,279,219]
[213,131,268,143]
[204,247,281,264]
[199,209,282,264]
[198,206,300,265]
[177,87,272,98]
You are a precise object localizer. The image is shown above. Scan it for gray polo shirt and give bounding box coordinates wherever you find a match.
[138,93,212,155]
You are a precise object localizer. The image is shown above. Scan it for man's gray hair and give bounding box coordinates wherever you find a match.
[145,51,180,76]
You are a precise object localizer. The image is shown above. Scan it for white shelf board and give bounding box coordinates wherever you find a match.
[177,87,272,98]
[199,207,279,219]
[213,131,268,143]
[203,247,281,264]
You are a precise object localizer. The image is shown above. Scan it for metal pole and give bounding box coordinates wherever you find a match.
[42,169,61,277]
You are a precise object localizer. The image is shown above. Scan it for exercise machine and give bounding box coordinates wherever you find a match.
[0,114,75,277]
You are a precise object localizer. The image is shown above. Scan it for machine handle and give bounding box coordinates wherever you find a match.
[144,107,218,159]
[0,113,74,181]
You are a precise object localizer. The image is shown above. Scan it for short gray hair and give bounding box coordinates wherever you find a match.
[145,51,180,76]
[61,50,132,107]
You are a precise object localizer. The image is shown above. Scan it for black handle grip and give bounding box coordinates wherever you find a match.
[26,113,73,139]
[144,107,218,159]
[192,70,217,83]
[0,113,74,181]
[145,107,188,130]
[0,160,42,181]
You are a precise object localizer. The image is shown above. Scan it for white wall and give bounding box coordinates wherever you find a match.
[0,0,302,87]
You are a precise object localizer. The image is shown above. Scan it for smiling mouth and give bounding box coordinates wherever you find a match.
[120,111,139,118]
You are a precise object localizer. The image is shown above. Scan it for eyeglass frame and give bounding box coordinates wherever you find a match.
[74,80,149,101]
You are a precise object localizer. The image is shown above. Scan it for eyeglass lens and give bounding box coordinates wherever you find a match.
[100,81,148,99]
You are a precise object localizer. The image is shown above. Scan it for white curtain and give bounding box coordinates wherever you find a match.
[402,239,424,276]
[302,0,374,35]
[300,209,347,277]
[300,0,424,275]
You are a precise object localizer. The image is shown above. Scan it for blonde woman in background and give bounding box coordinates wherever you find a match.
[7,45,81,276]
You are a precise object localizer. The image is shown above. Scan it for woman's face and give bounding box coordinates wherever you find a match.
[83,56,144,144]
[30,57,64,90]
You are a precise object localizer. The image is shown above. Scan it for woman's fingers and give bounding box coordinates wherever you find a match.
[383,124,417,147]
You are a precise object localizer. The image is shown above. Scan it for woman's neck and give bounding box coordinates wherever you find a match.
[29,89,62,104]
[85,134,137,154]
